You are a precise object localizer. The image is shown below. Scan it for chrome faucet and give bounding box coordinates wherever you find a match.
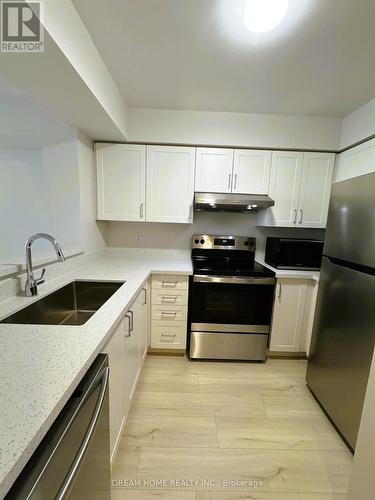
[25,233,65,297]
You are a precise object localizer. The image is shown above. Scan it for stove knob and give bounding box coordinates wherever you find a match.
[244,240,249,246]
[200,239,205,244]
[194,238,200,244]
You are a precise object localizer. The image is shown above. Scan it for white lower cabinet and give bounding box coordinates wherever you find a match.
[124,295,141,410]
[270,278,310,353]
[102,286,150,463]
[302,280,319,356]
[150,274,189,350]
[101,318,127,461]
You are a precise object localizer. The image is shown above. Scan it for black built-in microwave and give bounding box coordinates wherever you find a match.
[265,237,324,270]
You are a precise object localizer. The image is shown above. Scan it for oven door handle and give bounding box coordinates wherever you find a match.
[193,275,276,285]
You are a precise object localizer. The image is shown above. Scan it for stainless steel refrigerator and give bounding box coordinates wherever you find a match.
[306,172,375,451]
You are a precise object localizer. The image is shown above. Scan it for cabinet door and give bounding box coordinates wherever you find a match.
[96,143,145,221]
[146,146,195,223]
[266,151,303,226]
[232,149,271,194]
[297,152,335,228]
[101,319,126,461]
[303,281,319,356]
[195,147,234,193]
[124,296,141,411]
[270,279,308,352]
[335,137,375,182]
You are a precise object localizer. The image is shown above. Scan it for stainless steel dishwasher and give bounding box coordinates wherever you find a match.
[6,354,111,499]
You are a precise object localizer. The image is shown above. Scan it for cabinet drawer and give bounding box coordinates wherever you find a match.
[152,275,188,290]
[152,290,188,306]
[151,321,187,348]
[151,305,187,322]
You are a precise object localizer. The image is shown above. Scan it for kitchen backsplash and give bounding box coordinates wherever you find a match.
[105,212,326,256]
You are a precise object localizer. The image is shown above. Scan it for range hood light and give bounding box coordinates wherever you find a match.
[247,205,252,210]
[210,203,217,208]
[252,204,258,208]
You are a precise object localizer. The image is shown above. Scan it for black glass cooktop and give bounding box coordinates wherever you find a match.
[192,263,275,278]
[192,249,275,278]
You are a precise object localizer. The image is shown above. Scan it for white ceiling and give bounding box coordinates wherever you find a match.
[73,0,375,117]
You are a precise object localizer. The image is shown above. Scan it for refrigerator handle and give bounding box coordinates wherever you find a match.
[292,209,297,224]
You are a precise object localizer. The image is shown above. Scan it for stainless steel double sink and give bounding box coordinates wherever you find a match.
[0,281,124,326]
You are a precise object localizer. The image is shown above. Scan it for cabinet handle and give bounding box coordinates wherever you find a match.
[140,202,144,219]
[293,208,297,224]
[234,173,238,190]
[161,333,176,341]
[189,203,193,222]
[127,310,134,332]
[142,288,147,305]
[228,172,231,190]
[161,311,177,319]
[162,280,178,288]
[299,208,303,224]
[277,283,281,299]
[162,296,178,303]
[125,314,131,337]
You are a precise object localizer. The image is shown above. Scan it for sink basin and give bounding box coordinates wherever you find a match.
[0,280,124,326]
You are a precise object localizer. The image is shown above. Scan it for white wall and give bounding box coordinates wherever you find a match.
[127,108,342,151]
[0,76,106,268]
[78,130,107,252]
[0,76,82,264]
[106,212,325,256]
[340,98,375,150]
[40,0,128,138]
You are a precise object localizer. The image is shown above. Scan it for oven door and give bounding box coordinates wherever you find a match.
[189,275,276,361]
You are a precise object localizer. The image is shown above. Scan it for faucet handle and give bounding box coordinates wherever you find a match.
[36,267,46,285]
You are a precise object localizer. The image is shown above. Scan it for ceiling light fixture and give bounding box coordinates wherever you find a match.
[243,0,289,33]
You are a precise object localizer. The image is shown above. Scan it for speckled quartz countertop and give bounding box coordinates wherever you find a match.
[0,254,192,497]
[256,256,320,282]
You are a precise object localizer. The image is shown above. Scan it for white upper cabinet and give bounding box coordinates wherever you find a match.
[195,148,234,193]
[146,145,195,223]
[261,151,335,228]
[297,152,335,227]
[266,151,303,227]
[195,148,271,194]
[96,143,145,221]
[232,150,271,194]
[334,138,375,183]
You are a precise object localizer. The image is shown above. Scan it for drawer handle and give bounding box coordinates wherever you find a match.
[161,312,177,319]
[162,296,178,303]
[161,333,177,341]
[162,280,178,288]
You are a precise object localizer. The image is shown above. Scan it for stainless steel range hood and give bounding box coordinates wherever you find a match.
[194,192,274,213]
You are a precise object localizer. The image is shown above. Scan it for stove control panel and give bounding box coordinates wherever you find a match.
[192,235,256,251]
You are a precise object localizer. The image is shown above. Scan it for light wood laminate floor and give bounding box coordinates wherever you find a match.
[112,356,352,500]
